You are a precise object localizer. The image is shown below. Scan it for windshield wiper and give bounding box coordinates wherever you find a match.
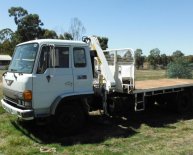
[10,69,18,72]
[9,69,23,75]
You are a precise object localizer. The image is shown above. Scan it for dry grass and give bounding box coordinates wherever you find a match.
[135,69,166,81]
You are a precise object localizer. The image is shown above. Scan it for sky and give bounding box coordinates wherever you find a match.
[1,0,193,56]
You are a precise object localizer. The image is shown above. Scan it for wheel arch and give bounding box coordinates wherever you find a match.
[50,92,93,115]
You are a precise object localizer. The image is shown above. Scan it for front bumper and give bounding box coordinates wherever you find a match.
[1,99,34,120]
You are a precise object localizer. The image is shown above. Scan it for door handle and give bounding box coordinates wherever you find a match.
[46,75,51,82]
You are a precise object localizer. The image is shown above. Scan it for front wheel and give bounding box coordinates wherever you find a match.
[54,105,85,135]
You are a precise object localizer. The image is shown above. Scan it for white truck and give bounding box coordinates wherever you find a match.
[1,36,193,133]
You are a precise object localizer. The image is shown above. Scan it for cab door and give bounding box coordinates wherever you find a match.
[72,47,93,93]
[33,45,73,115]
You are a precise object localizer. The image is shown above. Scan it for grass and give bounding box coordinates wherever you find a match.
[1,69,193,154]
[135,69,167,81]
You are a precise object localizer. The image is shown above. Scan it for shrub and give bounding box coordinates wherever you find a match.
[166,57,192,79]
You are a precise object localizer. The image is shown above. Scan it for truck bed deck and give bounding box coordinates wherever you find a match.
[133,79,193,94]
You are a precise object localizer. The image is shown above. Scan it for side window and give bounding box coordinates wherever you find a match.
[37,46,69,74]
[37,46,50,74]
[73,48,86,67]
[55,47,69,68]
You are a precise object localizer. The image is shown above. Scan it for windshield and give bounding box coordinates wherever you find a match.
[8,43,39,73]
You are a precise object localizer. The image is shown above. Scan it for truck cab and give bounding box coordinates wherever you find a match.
[1,37,136,133]
[1,39,94,122]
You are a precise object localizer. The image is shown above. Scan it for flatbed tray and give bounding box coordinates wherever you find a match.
[133,79,193,94]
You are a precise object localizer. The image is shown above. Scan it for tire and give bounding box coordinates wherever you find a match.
[54,104,85,135]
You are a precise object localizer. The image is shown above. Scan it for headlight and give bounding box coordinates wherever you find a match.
[23,90,32,102]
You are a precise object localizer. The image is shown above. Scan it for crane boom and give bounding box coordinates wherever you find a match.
[88,36,116,91]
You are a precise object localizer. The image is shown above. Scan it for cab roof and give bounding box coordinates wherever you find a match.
[17,39,88,47]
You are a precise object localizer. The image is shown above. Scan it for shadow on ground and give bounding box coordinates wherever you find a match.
[11,106,193,146]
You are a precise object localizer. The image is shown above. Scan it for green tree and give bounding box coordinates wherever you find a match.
[8,7,28,25]
[148,48,161,69]
[172,50,184,60]
[97,36,108,50]
[160,54,168,68]
[0,28,13,42]
[18,14,43,41]
[134,49,144,69]
[9,7,44,42]
[42,29,58,39]
[58,32,73,40]
[0,28,15,56]
[167,57,192,79]
[63,32,73,40]
[0,40,14,55]
[172,50,184,57]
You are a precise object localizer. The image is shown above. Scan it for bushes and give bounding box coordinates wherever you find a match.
[0,65,8,70]
[166,58,192,79]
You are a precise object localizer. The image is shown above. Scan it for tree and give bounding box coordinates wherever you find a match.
[18,14,44,41]
[8,7,28,25]
[0,28,15,56]
[0,28,13,42]
[63,32,73,40]
[172,50,184,60]
[134,49,144,69]
[160,54,168,68]
[172,50,184,61]
[167,57,192,79]
[0,40,14,55]
[69,17,86,40]
[9,7,44,42]
[147,48,161,69]
[42,29,58,39]
[58,32,73,40]
[97,36,108,50]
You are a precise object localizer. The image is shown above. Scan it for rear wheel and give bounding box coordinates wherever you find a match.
[54,104,85,135]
